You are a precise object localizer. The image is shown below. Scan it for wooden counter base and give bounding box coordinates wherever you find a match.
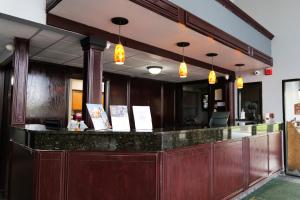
[9,132,282,200]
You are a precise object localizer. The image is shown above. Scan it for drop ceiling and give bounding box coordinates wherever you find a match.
[49,0,271,71]
[0,14,225,83]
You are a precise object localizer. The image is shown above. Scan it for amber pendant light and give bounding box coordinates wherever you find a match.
[177,42,190,78]
[235,64,244,89]
[206,53,218,84]
[111,17,128,65]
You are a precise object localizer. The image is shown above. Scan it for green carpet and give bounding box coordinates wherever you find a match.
[243,178,300,200]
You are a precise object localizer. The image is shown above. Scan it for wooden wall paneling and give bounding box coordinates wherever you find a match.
[213,140,244,200]
[163,83,176,128]
[242,137,250,190]
[228,80,235,125]
[81,37,107,126]
[249,134,269,186]
[11,38,29,126]
[65,152,160,200]
[9,143,35,200]
[26,63,68,126]
[130,78,162,128]
[162,143,212,200]
[268,132,282,174]
[35,151,65,200]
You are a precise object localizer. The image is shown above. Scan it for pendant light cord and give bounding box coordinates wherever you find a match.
[182,47,185,62]
[118,24,121,43]
[211,57,214,70]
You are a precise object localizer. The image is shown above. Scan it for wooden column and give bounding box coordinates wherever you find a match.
[80,37,106,126]
[228,78,235,125]
[11,38,29,126]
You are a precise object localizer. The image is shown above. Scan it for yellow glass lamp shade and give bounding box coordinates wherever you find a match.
[208,70,216,84]
[179,62,188,78]
[236,76,244,89]
[114,43,125,65]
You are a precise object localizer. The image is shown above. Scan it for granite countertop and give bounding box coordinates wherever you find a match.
[9,123,282,152]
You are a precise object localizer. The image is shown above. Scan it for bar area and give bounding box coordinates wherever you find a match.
[0,0,284,200]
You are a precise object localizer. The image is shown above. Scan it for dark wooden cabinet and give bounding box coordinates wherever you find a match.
[10,132,282,200]
[66,152,160,200]
[213,140,244,200]
[163,144,212,200]
[268,133,282,174]
[249,135,269,186]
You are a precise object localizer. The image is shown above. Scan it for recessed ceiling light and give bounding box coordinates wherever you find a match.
[147,66,163,75]
[5,44,14,52]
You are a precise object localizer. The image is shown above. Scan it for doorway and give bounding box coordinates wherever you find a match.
[237,82,263,123]
[282,79,300,177]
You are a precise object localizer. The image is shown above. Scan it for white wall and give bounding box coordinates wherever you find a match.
[233,0,300,122]
[0,0,46,24]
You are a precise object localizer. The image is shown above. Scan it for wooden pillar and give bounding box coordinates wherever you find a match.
[80,37,106,126]
[11,38,29,126]
[228,79,235,125]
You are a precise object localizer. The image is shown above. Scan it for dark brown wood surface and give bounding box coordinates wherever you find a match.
[163,144,212,200]
[249,135,269,186]
[11,38,29,126]
[213,140,244,200]
[268,133,282,174]
[66,152,160,200]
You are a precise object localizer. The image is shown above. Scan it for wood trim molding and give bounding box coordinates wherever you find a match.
[129,0,273,66]
[46,0,63,13]
[47,14,235,76]
[216,0,274,40]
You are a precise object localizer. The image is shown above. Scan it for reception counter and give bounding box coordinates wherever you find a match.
[9,123,283,200]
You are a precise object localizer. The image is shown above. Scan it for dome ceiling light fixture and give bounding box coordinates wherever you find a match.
[176,42,190,78]
[111,17,129,65]
[147,66,163,75]
[206,53,218,85]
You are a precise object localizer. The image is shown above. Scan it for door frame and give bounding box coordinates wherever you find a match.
[282,78,300,176]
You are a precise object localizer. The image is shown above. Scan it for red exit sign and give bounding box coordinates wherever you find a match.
[264,68,273,75]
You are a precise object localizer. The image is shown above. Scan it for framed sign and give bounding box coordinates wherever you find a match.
[295,103,300,115]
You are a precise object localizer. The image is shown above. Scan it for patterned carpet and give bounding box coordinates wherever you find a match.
[242,177,300,200]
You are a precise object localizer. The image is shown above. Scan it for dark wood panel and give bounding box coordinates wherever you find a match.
[268,132,282,174]
[216,0,274,40]
[105,73,128,106]
[35,151,65,200]
[130,0,180,22]
[66,152,160,200]
[163,83,175,128]
[163,144,212,200]
[249,135,269,186]
[81,37,106,126]
[26,63,68,126]
[252,48,273,66]
[11,38,29,126]
[9,142,35,200]
[213,140,244,200]
[130,78,162,128]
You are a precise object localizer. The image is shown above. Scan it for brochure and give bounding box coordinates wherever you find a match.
[86,103,111,130]
[110,105,130,131]
[132,106,153,131]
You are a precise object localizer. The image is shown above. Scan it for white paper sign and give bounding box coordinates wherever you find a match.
[86,104,111,130]
[110,105,130,132]
[132,106,153,131]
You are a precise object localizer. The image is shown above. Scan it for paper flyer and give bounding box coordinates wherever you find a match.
[132,106,153,131]
[110,105,130,131]
[86,104,111,130]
